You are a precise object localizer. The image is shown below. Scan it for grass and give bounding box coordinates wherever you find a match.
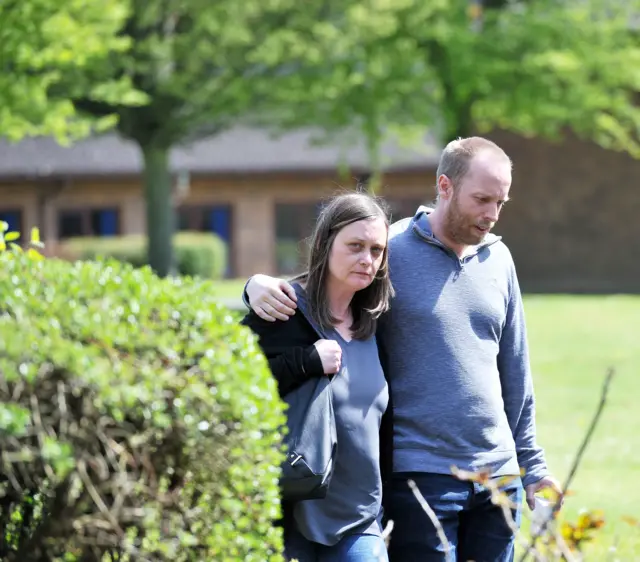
[523,295,640,559]
[214,280,639,557]
[210,278,248,304]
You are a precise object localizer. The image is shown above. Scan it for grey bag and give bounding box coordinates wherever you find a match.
[279,298,337,501]
[280,376,337,501]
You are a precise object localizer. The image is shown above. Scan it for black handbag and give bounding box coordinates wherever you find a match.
[279,304,337,502]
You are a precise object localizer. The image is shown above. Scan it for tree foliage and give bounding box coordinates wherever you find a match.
[452,0,640,153]
[0,0,145,142]
[265,0,640,161]
[73,0,416,276]
[4,0,640,268]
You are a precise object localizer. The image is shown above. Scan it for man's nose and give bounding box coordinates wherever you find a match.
[485,204,500,222]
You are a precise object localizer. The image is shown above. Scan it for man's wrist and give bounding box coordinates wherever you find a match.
[522,468,550,488]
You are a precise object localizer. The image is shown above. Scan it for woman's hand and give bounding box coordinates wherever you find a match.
[314,339,342,374]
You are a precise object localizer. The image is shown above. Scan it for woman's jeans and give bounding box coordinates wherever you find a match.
[285,526,389,562]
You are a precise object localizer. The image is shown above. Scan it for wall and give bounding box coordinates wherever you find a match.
[3,132,638,293]
[489,131,640,293]
[0,170,434,278]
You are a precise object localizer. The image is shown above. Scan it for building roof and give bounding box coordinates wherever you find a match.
[0,126,440,178]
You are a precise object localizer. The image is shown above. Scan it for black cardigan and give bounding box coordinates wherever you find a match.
[240,308,394,488]
[240,308,326,395]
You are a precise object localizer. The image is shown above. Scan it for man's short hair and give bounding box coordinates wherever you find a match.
[435,137,512,191]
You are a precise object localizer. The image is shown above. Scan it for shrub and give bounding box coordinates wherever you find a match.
[0,252,286,561]
[61,232,228,279]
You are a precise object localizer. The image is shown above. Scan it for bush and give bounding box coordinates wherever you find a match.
[0,252,286,561]
[61,232,228,279]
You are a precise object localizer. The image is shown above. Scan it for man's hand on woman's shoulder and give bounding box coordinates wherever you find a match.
[247,274,298,322]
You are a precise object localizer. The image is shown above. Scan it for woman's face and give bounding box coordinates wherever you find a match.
[327,217,387,293]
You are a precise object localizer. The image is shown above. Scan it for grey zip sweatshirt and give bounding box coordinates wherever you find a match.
[378,206,548,487]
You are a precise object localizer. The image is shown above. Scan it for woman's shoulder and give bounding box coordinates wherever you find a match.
[241,306,315,341]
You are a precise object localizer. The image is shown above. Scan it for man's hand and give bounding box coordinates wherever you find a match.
[247,274,297,322]
[525,475,563,510]
[314,339,342,374]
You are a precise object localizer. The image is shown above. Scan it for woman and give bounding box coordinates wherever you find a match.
[241,192,394,562]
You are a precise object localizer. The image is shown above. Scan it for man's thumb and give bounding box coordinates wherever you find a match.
[526,486,536,510]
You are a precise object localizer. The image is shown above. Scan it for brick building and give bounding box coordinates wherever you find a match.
[0,127,637,293]
[0,127,438,278]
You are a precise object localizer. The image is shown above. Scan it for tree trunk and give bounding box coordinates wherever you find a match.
[444,99,474,144]
[363,117,382,194]
[141,144,174,277]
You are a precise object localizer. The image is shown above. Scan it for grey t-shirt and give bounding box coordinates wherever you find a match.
[293,319,389,546]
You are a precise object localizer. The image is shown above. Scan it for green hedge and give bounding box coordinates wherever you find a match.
[0,253,286,561]
[61,231,228,279]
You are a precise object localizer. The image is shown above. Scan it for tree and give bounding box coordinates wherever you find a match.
[253,1,450,190]
[73,0,396,277]
[433,0,640,150]
[0,0,145,142]
[12,0,636,273]
[262,0,640,188]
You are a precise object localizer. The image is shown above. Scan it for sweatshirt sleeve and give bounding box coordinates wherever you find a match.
[498,262,549,488]
[266,347,325,396]
[241,277,252,309]
[240,310,325,396]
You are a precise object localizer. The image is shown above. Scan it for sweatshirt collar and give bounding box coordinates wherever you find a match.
[410,205,501,259]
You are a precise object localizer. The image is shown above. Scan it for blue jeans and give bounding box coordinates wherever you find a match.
[285,527,389,562]
[384,472,523,562]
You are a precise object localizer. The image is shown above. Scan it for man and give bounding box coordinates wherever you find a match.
[244,136,561,561]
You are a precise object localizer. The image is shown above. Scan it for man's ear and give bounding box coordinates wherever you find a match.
[436,174,454,201]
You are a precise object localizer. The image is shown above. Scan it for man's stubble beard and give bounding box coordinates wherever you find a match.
[443,193,486,247]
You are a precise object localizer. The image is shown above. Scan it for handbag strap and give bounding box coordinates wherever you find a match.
[293,283,329,339]
[292,283,337,382]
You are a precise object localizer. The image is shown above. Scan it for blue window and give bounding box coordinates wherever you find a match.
[205,206,231,245]
[92,209,118,236]
[59,208,120,239]
[275,202,321,275]
[207,206,231,277]
[0,209,23,234]
[178,205,233,276]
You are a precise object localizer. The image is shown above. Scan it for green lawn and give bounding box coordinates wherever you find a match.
[210,278,248,304]
[523,295,640,559]
[214,281,639,557]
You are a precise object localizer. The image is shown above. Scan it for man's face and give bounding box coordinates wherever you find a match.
[443,152,512,246]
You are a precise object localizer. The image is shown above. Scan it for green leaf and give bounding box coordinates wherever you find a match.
[0,0,143,142]
[0,404,31,436]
